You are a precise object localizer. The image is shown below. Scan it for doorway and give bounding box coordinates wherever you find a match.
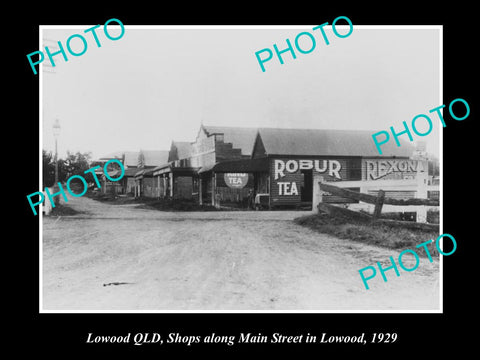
[301,169,313,202]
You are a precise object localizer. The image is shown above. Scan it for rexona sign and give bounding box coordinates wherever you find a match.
[365,160,422,180]
[224,173,249,189]
[274,159,342,180]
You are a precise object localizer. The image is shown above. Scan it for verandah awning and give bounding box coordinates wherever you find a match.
[198,157,269,174]
[152,164,200,177]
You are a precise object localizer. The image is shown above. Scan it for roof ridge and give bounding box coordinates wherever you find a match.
[256,127,414,157]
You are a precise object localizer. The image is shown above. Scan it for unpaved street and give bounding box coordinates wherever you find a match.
[42,196,440,311]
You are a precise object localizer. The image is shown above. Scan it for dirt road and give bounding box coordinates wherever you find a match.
[42,196,440,311]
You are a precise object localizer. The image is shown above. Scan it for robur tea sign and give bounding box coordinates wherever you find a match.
[275,159,342,196]
[274,159,342,180]
[224,173,248,189]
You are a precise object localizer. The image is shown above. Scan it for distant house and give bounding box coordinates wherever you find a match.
[92,151,140,195]
[95,152,124,195]
[153,141,197,200]
[122,151,140,195]
[134,150,169,198]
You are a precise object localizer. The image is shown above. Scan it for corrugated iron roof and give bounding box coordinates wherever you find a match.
[123,151,139,167]
[256,128,414,157]
[139,150,170,167]
[176,142,192,159]
[169,141,192,161]
[202,125,258,156]
[135,167,159,177]
[198,163,215,174]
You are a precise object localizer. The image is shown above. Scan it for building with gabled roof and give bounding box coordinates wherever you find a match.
[168,141,192,163]
[187,126,420,208]
[137,150,169,168]
[248,127,418,208]
[201,125,258,157]
[252,128,414,158]
[152,125,258,203]
[134,150,169,198]
[123,151,140,168]
[93,152,127,195]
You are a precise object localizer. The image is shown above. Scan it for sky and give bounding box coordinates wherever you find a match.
[41,25,441,160]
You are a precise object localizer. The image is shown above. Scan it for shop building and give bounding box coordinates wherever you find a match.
[93,152,125,195]
[96,124,432,209]
[122,151,140,195]
[153,141,198,200]
[184,127,419,209]
[152,125,258,205]
[249,128,417,208]
[134,150,169,198]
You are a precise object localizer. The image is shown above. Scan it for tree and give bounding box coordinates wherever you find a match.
[63,151,92,178]
[43,150,56,188]
[42,150,92,188]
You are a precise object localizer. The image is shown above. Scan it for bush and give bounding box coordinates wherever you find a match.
[135,198,218,211]
[50,203,83,216]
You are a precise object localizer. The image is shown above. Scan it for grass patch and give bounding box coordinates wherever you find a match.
[294,212,440,257]
[87,191,220,211]
[135,199,219,212]
[86,191,148,205]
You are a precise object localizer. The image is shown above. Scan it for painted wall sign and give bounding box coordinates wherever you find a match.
[365,160,421,180]
[274,159,342,180]
[224,173,249,189]
[277,182,298,195]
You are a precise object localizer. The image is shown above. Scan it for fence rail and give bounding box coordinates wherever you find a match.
[319,182,439,207]
[313,177,439,225]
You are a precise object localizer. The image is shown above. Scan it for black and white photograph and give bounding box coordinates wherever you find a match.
[39,25,442,312]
